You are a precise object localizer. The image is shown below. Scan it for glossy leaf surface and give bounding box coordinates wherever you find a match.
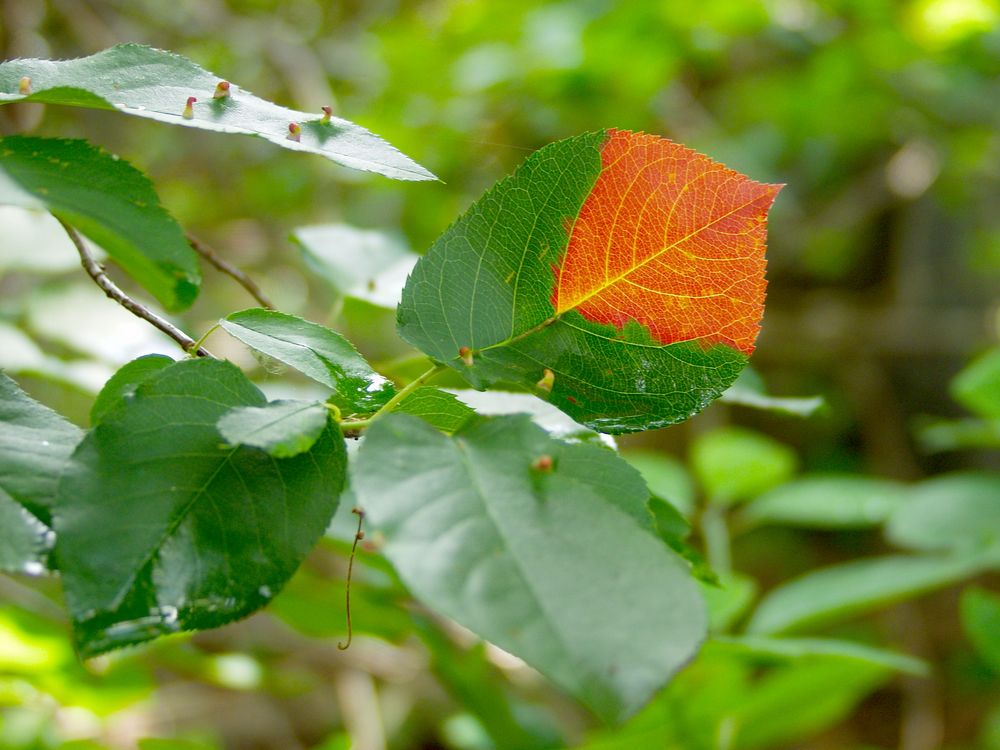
[398,130,780,433]
[747,554,991,634]
[0,45,434,181]
[353,414,705,721]
[54,358,347,656]
[220,309,394,413]
[217,400,329,458]
[0,137,199,311]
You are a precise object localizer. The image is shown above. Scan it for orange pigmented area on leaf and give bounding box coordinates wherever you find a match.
[553,129,781,355]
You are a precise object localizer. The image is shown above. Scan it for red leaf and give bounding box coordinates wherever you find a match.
[553,129,782,355]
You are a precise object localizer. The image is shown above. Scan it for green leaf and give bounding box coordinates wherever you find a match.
[961,586,1000,672]
[0,44,434,181]
[292,224,418,309]
[217,400,329,458]
[219,309,395,413]
[395,386,475,434]
[90,355,174,425]
[719,368,825,417]
[738,475,907,530]
[0,488,50,575]
[0,371,82,525]
[724,657,889,749]
[53,358,347,657]
[917,416,1000,452]
[621,451,695,516]
[0,136,200,312]
[886,472,1000,554]
[352,414,706,722]
[702,573,758,633]
[397,131,773,434]
[690,427,798,506]
[747,554,991,635]
[952,347,1000,419]
[710,635,928,676]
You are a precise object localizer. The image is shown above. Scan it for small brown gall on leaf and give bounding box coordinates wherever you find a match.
[213,80,231,99]
[459,346,474,366]
[18,76,31,95]
[287,122,302,142]
[182,96,197,118]
[536,368,555,394]
[320,105,333,124]
[531,455,554,472]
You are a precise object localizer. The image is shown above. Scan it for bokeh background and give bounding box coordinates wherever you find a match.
[1,1,999,748]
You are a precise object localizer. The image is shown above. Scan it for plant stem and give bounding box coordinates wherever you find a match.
[187,234,275,310]
[340,363,446,433]
[701,504,732,578]
[188,323,221,358]
[59,219,215,358]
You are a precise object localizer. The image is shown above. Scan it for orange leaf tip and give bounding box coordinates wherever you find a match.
[182,96,197,118]
[320,105,332,125]
[213,80,231,98]
[458,346,474,366]
[553,129,781,356]
[287,122,302,142]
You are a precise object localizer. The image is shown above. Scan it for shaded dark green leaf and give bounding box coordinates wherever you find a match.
[54,358,347,657]
[0,136,199,311]
[90,354,174,425]
[394,386,475,434]
[960,586,1000,672]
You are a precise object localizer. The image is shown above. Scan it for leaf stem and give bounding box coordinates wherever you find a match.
[58,219,215,358]
[187,234,275,310]
[337,507,366,651]
[188,323,221,358]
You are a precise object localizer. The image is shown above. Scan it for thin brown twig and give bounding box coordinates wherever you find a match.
[187,234,275,310]
[58,219,214,357]
[338,507,366,651]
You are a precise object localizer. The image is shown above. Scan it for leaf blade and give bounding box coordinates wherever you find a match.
[0,45,435,181]
[353,413,706,721]
[217,400,329,458]
[0,136,200,311]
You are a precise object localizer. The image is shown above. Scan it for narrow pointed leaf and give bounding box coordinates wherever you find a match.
[398,130,780,433]
[719,368,824,417]
[0,136,199,311]
[747,554,992,635]
[0,45,435,181]
[885,472,1000,554]
[710,635,928,676]
[739,475,908,530]
[54,358,347,657]
[220,309,395,413]
[352,414,705,721]
[217,400,329,458]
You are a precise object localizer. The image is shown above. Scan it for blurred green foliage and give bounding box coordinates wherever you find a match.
[2,0,1000,748]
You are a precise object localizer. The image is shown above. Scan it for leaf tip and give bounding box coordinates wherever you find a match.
[320,105,332,125]
[287,122,302,142]
[458,346,474,367]
[531,454,554,472]
[213,80,231,99]
[536,368,555,394]
[18,76,31,95]
[183,96,197,118]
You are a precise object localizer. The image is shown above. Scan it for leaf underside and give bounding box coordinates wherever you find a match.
[54,358,347,657]
[398,130,780,433]
[0,44,435,181]
[352,413,705,721]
